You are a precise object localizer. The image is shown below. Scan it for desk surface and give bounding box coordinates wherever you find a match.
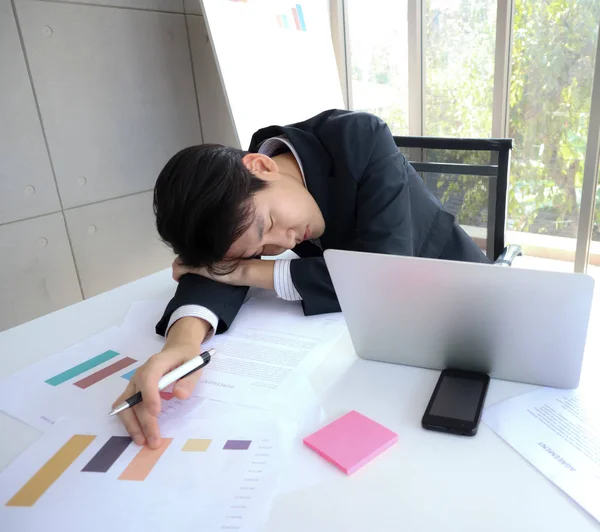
[1,268,598,532]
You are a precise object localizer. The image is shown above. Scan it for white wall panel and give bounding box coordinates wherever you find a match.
[0,0,60,225]
[37,0,184,12]
[64,191,174,298]
[187,14,239,147]
[0,213,82,331]
[17,0,202,208]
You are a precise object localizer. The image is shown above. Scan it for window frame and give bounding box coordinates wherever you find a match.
[335,0,600,273]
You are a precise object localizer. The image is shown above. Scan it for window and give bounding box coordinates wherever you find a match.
[344,0,600,275]
[347,0,409,134]
[507,0,600,262]
[422,0,498,254]
[424,0,497,138]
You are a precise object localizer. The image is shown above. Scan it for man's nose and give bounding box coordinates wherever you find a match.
[285,229,297,248]
[273,229,296,250]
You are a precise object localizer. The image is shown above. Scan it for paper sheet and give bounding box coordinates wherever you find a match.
[0,416,291,532]
[198,298,345,407]
[0,327,165,430]
[483,387,600,522]
[0,295,343,439]
[179,378,333,495]
[120,294,345,409]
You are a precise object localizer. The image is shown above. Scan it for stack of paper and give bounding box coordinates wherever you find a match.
[0,291,347,530]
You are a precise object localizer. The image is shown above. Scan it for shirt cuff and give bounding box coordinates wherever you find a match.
[273,259,302,301]
[166,305,219,343]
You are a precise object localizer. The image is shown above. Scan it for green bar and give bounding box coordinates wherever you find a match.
[45,350,120,386]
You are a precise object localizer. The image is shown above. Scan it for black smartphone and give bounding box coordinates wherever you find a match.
[422,368,490,436]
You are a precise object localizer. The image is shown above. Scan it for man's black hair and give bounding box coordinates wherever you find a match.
[154,144,268,274]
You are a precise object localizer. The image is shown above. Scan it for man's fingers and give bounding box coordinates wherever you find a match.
[137,358,170,417]
[172,260,210,283]
[133,403,161,449]
[173,369,203,400]
[113,383,146,445]
[172,264,183,282]
[118,408,146,446]
[113,348,202,447]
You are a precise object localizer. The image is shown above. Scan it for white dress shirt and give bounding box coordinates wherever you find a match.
[166,136,306,340]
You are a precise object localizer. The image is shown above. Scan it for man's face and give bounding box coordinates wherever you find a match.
[225,157,325,259]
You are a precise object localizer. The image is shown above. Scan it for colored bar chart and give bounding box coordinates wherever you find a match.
[224,440,252,450]
[295,4,306,31]
[182,439,212,452]
[118,439,173,481]
[74,357,136,390]
[45,350,120,386]
[6,433,259,507]
[277,5,305,32]
[82,436,132,473]
[6,435,95,507]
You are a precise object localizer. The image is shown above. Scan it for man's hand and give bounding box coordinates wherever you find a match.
[112,317,210,448]
[171,258,274,290]
[171,258,244,285]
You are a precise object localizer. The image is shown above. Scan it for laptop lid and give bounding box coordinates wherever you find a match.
[324,249,595,388]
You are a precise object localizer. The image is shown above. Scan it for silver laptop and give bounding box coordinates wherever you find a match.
[324,249,595,388]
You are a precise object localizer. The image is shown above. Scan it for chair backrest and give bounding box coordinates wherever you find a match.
[393,136,513,261]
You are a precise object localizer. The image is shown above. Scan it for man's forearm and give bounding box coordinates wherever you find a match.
[239,259,275,290]
[165,316,211,349]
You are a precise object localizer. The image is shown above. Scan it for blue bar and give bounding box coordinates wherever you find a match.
[45,350,120,386]
[296,4,306,31]
[281,14,289,29]
[121,368,137,381]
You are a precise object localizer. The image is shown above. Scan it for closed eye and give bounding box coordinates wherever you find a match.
[254,219,273,257]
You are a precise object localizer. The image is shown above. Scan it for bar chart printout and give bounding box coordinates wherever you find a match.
[0,418,288,531]
[0,326,167,431]
[276,4,307,31]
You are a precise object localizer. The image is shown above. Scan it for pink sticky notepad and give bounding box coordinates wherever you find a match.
[303,410,398,475]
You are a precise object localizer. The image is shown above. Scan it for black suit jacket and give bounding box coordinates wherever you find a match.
[156,110,489,336]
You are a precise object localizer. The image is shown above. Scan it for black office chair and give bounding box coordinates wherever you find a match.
[393,136,522,266]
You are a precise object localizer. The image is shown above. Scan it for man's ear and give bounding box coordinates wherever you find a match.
[242,153,278,177]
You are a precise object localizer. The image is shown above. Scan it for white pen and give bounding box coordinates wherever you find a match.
[108,348,214,416]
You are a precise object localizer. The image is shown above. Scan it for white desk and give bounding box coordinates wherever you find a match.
[1,268,598,532]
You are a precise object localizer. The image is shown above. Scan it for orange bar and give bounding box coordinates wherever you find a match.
[7,435,95,507]
[118,438,172,481]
